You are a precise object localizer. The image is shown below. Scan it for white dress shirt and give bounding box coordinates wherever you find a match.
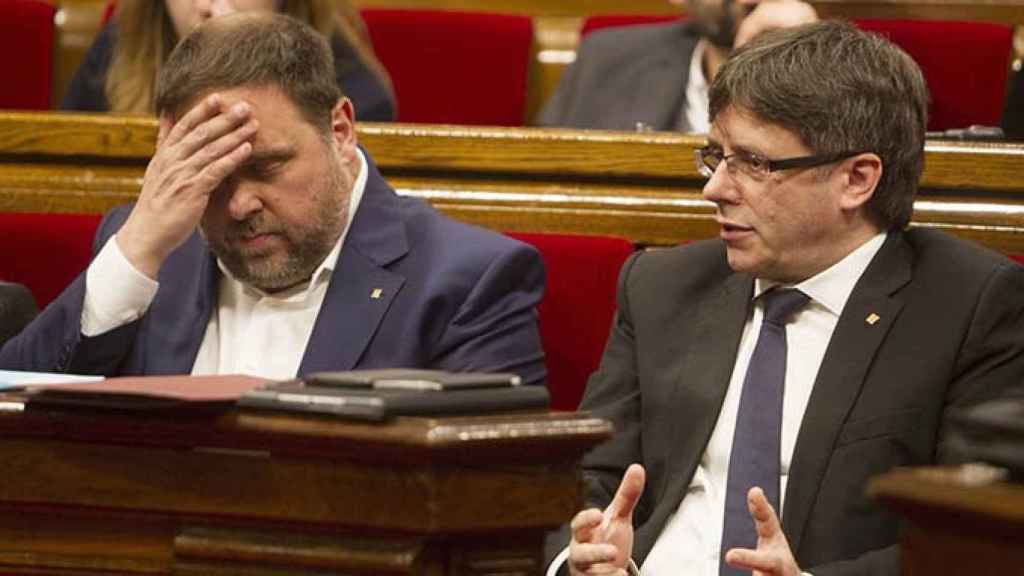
[640,233,885,576]
[82,149,369,380]
[679,39,710,134]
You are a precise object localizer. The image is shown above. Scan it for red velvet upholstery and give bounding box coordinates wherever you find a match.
[581,16,1011,132]
[507,232,634,411]
[102,1,116,24]
[361,9,533,126]
[581,15,681,38]
[854,19,1013,131]
[0,0,56,110]
[1010,254,1024,265]
[0,213,101,309]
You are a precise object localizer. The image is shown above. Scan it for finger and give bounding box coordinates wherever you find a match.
[156,115,173,149]
[569,542,620,569]
[175,100,253,160]
[189,116,259,176]
[747,487,782,539]
[725,547,783,573]
[571,508,605,543]
[605,464,645,523]
[162,93,226,149]
[192,140,252,196]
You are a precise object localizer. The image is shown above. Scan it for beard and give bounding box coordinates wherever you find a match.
[206,158,349,293]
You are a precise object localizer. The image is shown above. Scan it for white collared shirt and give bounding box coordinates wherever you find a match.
[680,39,710,134]
[82,149,369,380]
[640,232,886,576]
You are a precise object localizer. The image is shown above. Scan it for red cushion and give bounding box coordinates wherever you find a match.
[507,232,634,411]
[854,19,1012,131]
[361,9,533,126]
[1010,254,1024,265]
[0,0,55,110]
[102,1,116,24]
[0,213,102,309]
[581,15,681,38]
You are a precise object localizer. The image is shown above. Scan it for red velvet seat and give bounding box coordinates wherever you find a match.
[854,19,1013,132]
[361,9,533,126]
[0,213,102,309]
[0,0,56,110]
[581,16,1011,133]
[508,232,634,411]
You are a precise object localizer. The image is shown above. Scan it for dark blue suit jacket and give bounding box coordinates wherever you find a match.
[0,157,546,385]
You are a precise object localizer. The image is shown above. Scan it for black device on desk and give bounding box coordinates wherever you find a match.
[948,397,1024,481]
[238,369,548,421]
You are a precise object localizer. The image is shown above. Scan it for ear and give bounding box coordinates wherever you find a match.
[838,153,882,213]
[330,97,357,152]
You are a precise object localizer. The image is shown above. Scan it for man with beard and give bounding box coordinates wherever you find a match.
[538,0,817,132]
[0,13,546,385]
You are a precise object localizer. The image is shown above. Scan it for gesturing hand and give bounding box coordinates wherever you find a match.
[724,487,802,576]
[568,464,645,576]
[117,93,259,279]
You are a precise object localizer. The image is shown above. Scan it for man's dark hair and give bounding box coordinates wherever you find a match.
[709,20,928,231]
[155,12,342,134]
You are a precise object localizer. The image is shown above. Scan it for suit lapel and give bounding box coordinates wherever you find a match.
[299,156,408,375]
[635,270,753,561]
[143,235,217,374]
[783,234,913,553]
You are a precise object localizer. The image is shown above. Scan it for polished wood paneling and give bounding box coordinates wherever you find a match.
[869,466,1024,575]
[1,113,1023,254]
[0,405,611,575]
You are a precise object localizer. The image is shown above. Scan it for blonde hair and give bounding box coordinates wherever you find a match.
[106,0,393,114]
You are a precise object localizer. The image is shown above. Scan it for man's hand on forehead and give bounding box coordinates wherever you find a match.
[115,93,260,279]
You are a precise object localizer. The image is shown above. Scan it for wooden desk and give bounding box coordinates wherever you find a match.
[868,466,1024,575]
[0,402,610,575]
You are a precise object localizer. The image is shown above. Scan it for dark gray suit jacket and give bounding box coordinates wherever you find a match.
[568,230,1024,575]
[538,21,700,131]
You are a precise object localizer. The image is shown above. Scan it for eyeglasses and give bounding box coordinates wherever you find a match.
[694,146,868,180]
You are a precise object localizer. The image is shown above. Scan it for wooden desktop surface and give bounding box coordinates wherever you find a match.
[869,466,1024,575]
[0,400,611,575]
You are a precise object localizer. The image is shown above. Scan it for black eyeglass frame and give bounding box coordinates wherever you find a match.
[694,146,870,178]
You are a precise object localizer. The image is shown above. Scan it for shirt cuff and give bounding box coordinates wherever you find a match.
[81,234,159,336]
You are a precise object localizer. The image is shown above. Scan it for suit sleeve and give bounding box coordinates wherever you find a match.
[0,207,142,375]
[809,261,1024,576]
[432,240,547,386]
[536,47,584,127]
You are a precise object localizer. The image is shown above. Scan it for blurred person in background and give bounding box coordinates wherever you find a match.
[539,0,816,132]
[62,0,395,122]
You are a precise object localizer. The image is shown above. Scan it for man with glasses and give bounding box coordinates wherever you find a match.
[539,0,817,132]
[549,20,1024,576]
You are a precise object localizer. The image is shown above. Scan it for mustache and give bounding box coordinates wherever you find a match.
[223,216,282,242]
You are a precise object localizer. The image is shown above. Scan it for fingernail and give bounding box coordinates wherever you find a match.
[233,103,250,116]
